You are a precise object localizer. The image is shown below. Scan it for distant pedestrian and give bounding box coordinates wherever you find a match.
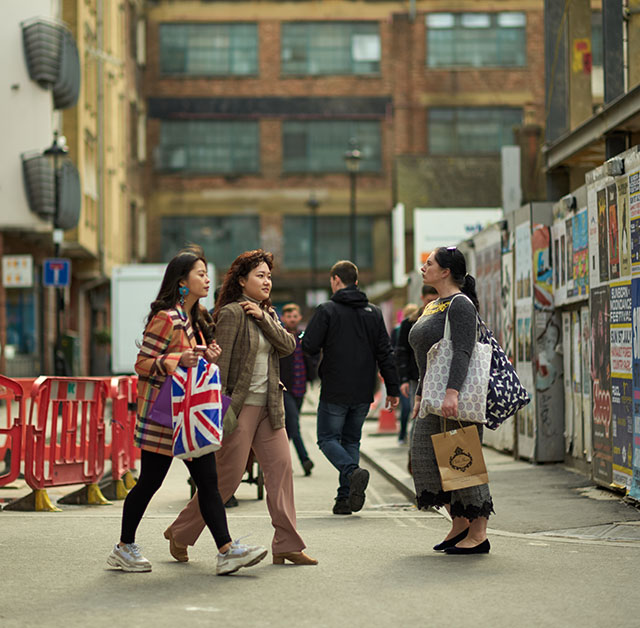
[280,303,316,476]
[302,260,400,515]
[165,249,318,566]
[409,247,494,554]
[107,246,267,574]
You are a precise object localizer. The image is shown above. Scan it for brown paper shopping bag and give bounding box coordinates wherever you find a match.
[431,422,489,491]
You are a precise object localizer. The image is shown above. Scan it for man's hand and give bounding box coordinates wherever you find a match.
[385,396,400,410]
[400,382,410,398]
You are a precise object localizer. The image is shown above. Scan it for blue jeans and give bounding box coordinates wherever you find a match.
[283,391,310,467]
[316,400,370,500]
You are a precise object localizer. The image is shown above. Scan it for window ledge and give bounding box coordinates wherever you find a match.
[425,65,528,71]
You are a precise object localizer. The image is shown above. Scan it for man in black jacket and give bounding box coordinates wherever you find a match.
[302,260,400,515]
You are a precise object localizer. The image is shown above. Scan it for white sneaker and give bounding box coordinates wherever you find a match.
[216,539,267,575]
[107,543,152,572]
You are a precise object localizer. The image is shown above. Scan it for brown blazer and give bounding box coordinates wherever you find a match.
[215,298,295,433]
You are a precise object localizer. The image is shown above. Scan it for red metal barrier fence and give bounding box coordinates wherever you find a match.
[0,375,24,488]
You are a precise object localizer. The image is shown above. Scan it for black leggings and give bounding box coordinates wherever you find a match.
[120,449,232,549]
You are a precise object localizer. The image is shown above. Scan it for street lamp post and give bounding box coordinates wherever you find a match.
[306,193,320,293]
[344,138,361,264]
[43,131,68,375]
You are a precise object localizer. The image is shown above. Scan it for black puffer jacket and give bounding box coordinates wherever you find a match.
[302,286,400,404]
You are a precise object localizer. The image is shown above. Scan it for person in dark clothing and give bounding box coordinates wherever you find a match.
[302,260,400,515]
[279,303,316,476]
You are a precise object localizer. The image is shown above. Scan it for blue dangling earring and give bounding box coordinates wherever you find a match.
[179,285,189,306]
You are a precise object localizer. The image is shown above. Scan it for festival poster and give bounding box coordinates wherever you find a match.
[629,277,640,499]
[581,306,593,461]
[590,285,612,484]
[610,280,633,489]
[608,183,620,280]
[565,216,574,298]
[597,187,610,283]
[618,176,631,278]
[588,185,601,288]
[562,312,574,453]
[515,222,532,305]
[572,310,583,457]
[572,208,589,298]
[629,168,640,276]
[532,224,553,309]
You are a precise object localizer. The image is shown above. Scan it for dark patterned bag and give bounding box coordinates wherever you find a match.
[477,319,530,430]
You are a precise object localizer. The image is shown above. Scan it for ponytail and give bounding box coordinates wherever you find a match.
[461,274,480,311]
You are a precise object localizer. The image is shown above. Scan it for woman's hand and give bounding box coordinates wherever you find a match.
[241,300,264,320]
[412,396,421,419]
[441,388,459,418]
[400,382,410,398]
[179,348,199,368]
[203,341,222,364]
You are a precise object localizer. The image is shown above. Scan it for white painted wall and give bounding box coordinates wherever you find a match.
[0,0,55,230]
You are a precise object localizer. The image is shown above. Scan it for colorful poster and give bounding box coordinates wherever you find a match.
[572,209,589,298]
[532,224,553,309]
[501,251,514,358]
[629,169,640,276]
[591,285,612,484]
[562,311,573,453]
[597,187,610,283]
[581,305,593,462]
[588,185,601,288]
[610,280,633,489]
[630,277,640,499]
[608,183,620,280]
[565,216,574,298]
[572,310,583,457]
[515,222,532,305]
[618,176,631,278]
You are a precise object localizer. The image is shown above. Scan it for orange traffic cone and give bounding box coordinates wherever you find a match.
[377,405,398,434]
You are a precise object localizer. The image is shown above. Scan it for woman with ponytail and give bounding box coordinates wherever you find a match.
[408,246,494,555]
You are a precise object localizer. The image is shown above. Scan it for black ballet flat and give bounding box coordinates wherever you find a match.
[433,528,469,551]
[444,539,491,555]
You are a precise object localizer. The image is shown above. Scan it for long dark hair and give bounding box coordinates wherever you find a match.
[144,246,213,344]
[213,249,274,324]
[434,247,480,310]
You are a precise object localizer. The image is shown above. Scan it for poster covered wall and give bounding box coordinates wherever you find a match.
[572,209,589,299]
[572,310,583,456]
[581,306,592,461]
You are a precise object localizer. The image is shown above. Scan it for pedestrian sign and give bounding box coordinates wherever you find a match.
[43,258,71,287]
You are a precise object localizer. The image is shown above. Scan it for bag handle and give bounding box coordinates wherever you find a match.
[443,293,478,342]
[441,416,466,436]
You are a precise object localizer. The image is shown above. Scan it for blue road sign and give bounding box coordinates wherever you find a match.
[43,258,71,287]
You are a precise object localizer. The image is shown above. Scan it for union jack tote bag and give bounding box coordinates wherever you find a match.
[171,357,224,459]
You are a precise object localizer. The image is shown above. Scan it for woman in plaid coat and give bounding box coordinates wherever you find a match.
[165,249,318,566]
[107,247,267,575]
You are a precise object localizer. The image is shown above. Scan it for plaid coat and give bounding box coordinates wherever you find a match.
[215,298,295,432]
[134,306,201,456]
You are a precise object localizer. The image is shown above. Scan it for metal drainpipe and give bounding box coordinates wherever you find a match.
[97,0,105,276]
[409,0,416,22]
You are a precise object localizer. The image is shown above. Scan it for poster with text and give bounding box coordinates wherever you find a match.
[618,176,631,278]
[581,306,593,461]
[610,280,633,489]
[515,222,532,306]
[572,310,583,457]
[501,251,514,358]
[598,187,610,283]
[588,185,601,288]
[608,184,620,280]
[573,208,589,298]
[630,278,640,499]
[532,224,553,309]
[565,216,574,298]
[562,311,573,453]
[591,285,612,484]
[629,168,640,276]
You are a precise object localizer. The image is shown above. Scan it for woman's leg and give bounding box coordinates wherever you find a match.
[183,453,233,551]
[251,408,305,555]
[167,405,259,547]
[120,450,172,544]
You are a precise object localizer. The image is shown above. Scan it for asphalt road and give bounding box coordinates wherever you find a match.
[2,413,640,628]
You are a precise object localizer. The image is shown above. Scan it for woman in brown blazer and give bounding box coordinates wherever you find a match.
[165,249,318,566]
[107,247,267,575]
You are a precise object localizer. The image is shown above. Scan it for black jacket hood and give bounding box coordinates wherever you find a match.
[330,285,369,308]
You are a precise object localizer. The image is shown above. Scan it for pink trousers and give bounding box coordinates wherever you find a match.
[167,405,305,554]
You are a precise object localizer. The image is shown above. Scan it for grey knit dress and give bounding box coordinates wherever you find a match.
[408,294,494,520]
